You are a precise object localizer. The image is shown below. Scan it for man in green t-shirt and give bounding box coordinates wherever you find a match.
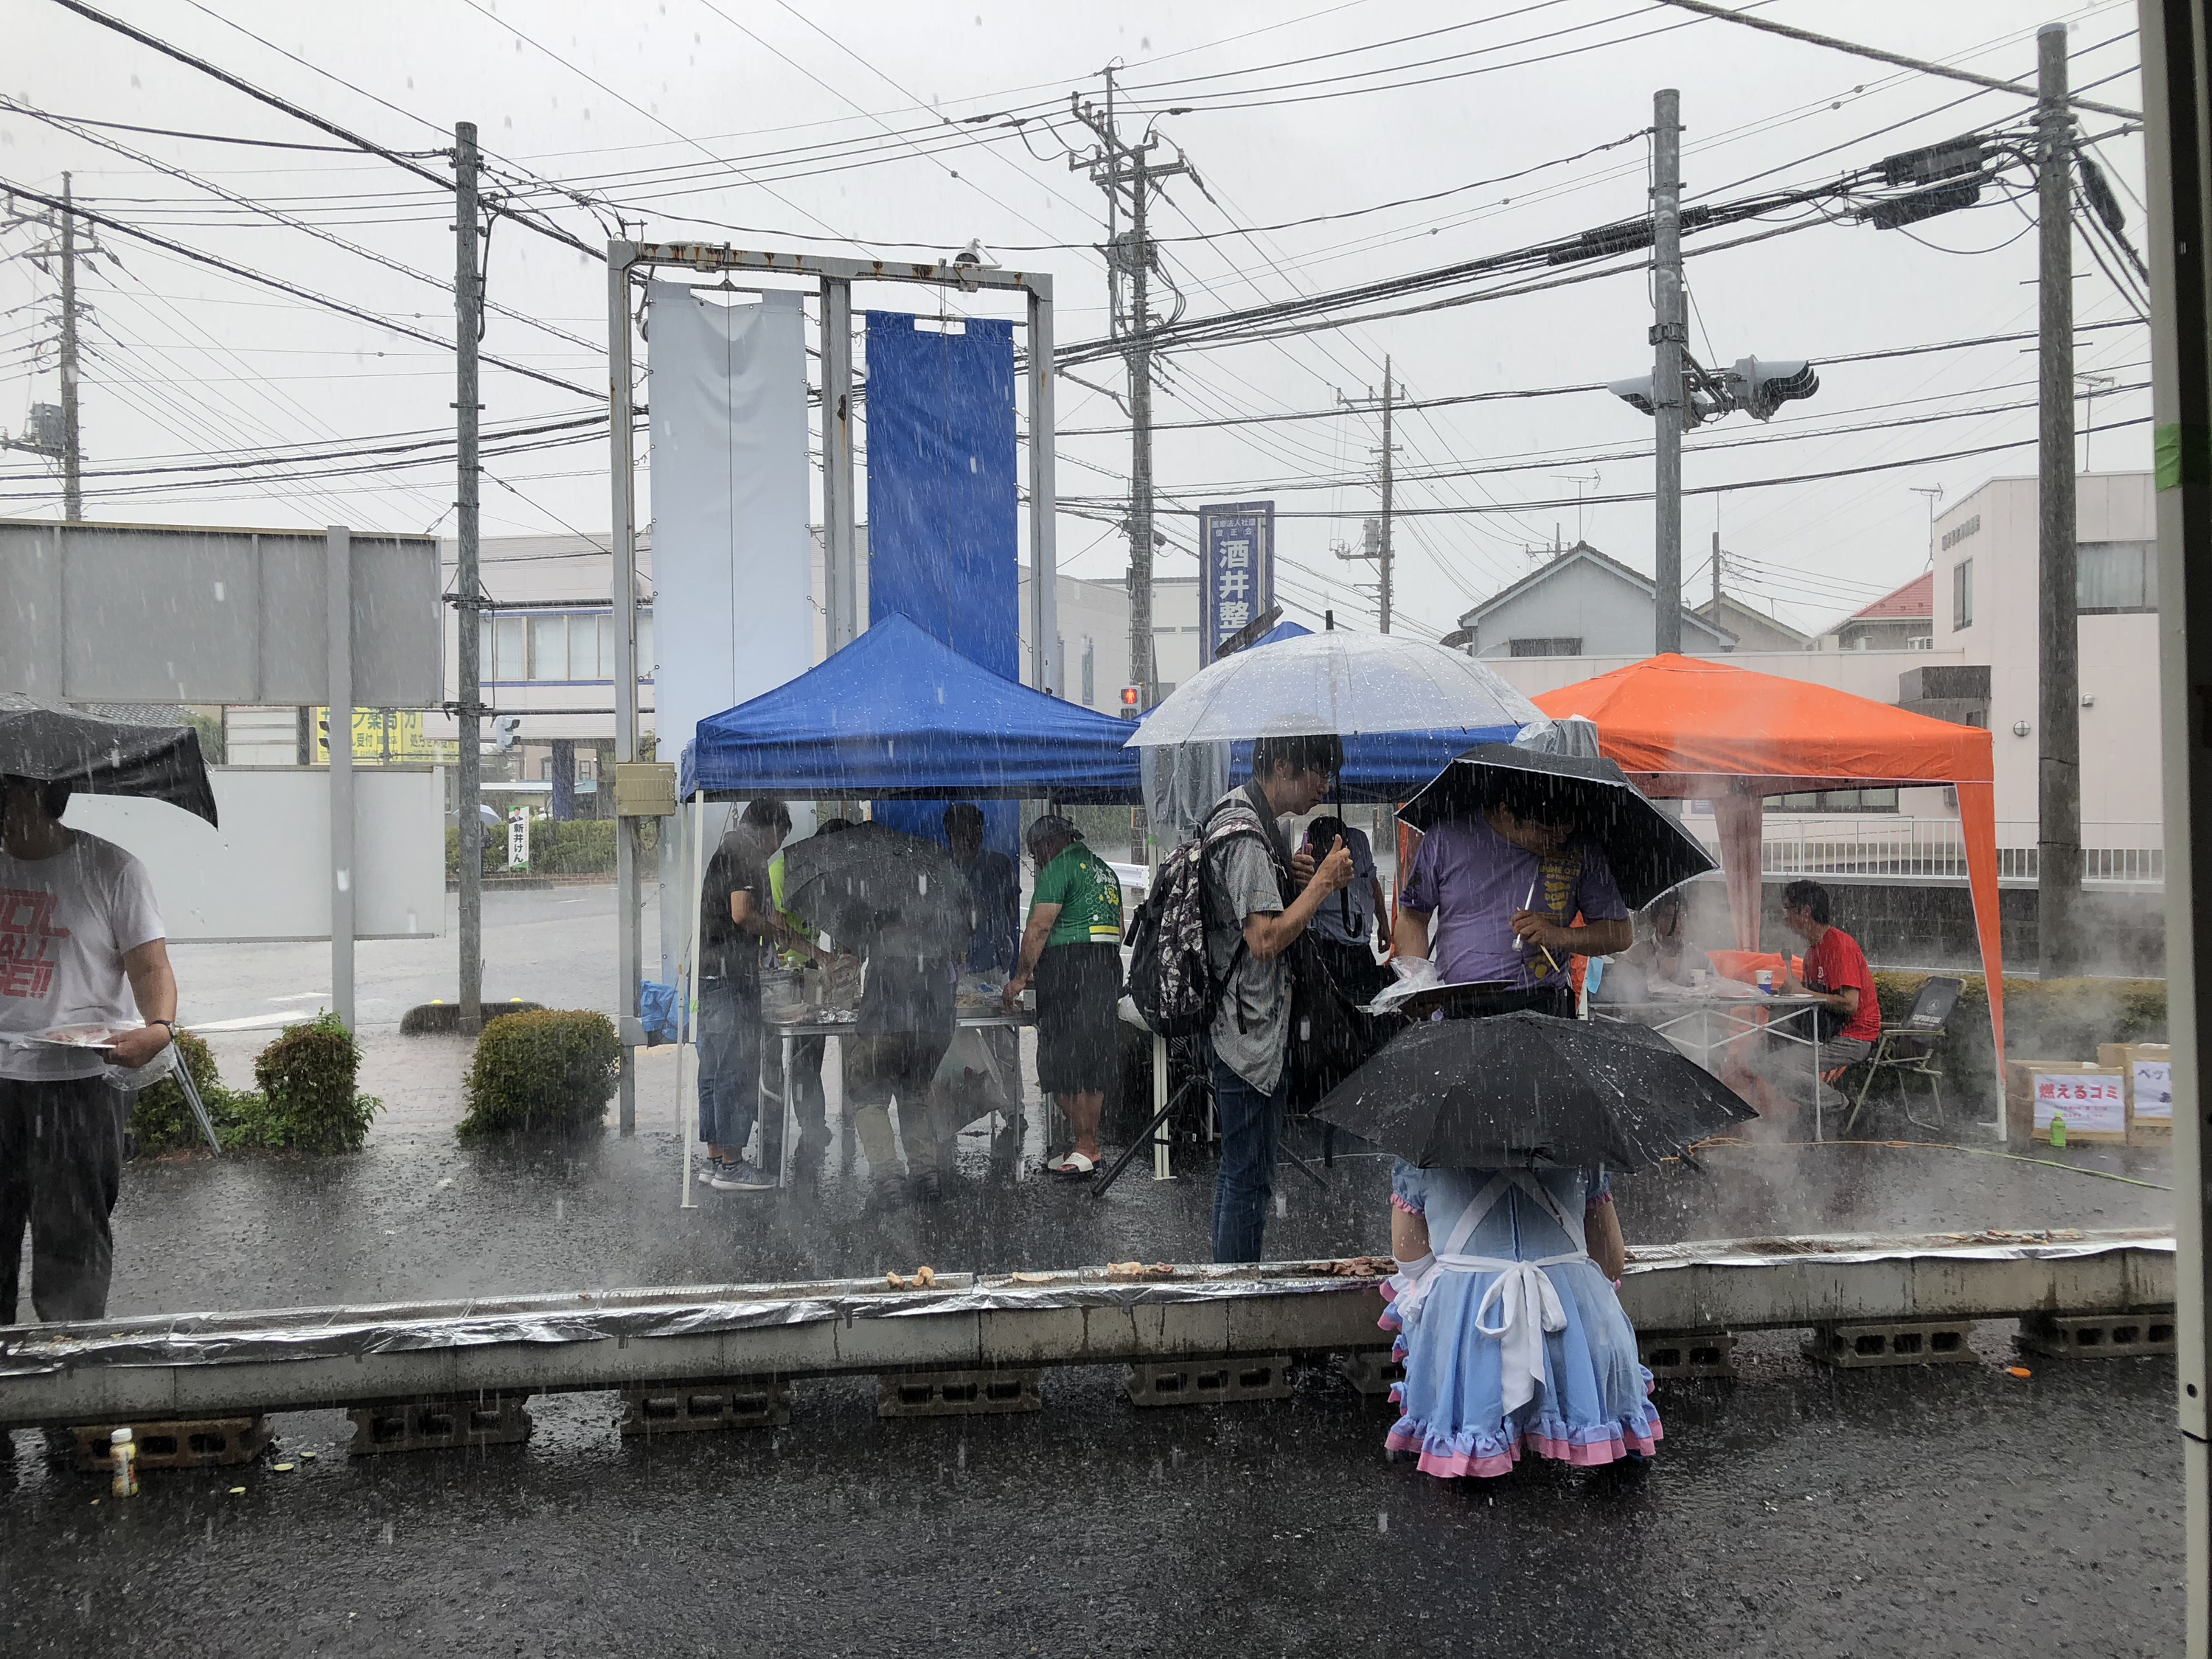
[1004,815,1124,1178]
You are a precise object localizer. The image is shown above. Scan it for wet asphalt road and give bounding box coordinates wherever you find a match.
[0,1335,2183,1656]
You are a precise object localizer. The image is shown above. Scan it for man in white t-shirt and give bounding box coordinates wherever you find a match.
[0,774,177,1324]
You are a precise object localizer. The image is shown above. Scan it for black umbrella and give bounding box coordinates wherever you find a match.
[776,820,974,955]
[1312,1011,1755,1170]
[0,694,218,827]
[1398,742,1711,910]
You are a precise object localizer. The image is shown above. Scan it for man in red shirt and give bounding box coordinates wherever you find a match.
[1778,879,1881,1105]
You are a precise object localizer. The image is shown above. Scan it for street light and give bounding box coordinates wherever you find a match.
[1608,355,1820,427]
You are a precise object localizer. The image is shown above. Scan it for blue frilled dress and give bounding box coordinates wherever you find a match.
[1377,1160,1660,1478]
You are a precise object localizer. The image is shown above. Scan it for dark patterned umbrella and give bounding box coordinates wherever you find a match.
[1313,1011,1755,1170]
[0,693,217,827]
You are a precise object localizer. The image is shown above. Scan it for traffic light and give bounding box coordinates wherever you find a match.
[493,714,522,751]
[1609,355,1817,426]
[1718,356,1818,422]
[1119,685,1142,720]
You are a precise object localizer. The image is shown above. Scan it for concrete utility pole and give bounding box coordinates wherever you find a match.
[454,122,486,1031]
[2035,24,2081,978]
[1711,529,1723,621]
[1652,89,1686,656]
[1073,70,1189,709]
[58,174,81,522]
[1336,358,1398,630]
[1379,358,1395,634]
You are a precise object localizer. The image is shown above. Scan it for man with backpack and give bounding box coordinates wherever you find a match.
[1194,734,1355,1262]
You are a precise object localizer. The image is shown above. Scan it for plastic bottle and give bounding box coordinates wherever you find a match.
[2049,1113,2067,1148]
[109,1427,139,1498]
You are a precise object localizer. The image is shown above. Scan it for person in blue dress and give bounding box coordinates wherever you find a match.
[1377,1158,1660,1478]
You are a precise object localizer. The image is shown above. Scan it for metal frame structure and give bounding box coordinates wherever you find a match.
[604,241,1059,1131]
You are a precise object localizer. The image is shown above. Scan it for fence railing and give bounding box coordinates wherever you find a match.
[1748,820,2165,885]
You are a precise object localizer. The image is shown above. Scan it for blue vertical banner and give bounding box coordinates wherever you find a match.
[1200,501,1276,661]
[864,313,1019,672]
[863,311,1020,861]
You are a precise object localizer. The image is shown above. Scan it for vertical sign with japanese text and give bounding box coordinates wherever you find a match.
[1200,501,1276,663]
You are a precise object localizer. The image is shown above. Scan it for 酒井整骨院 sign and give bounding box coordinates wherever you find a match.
[1200,501,1275,663]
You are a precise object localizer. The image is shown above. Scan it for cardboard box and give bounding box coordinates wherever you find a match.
[2006,1060,2128,1144]
[2098,1043,2173,1138]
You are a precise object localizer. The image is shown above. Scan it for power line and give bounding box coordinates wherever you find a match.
[0,179,602,400]
[44,0,605,258]
[1094,416,2152,520]
[1651,0,2140,122]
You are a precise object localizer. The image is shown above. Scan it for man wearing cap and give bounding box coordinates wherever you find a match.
[0,774,178,1324]
[1005,815,1124,1178]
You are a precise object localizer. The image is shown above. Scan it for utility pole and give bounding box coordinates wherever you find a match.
[1711,529,1722,624]
[1379,358,1394,634]
[1072,71,1189,709]
[2035,23,2081,979]
[4,176,94,511]
[1652,89,1686,656]
[454,122,486,1031]
[1335,358,1397,630]
[58,174,81,522]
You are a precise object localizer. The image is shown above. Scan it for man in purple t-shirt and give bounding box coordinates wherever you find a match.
[1391,804,1632,1017]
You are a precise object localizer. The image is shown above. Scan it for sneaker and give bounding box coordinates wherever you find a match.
[709,1159,778,1193]
[696,1156,725,1186]
[909,1169,944,1205]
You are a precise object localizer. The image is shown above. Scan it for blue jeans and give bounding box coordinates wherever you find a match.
[696,977,762,1153]
[1208,1047,1288,1264]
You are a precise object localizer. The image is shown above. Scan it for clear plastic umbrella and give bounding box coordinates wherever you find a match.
[1124,630,1543,746]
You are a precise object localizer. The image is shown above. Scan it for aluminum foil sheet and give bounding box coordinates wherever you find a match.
[0,1262,1382,1380]
[0,1233,2172,1380]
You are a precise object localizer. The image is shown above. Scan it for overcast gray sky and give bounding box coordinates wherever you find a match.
[0,0,2148,638]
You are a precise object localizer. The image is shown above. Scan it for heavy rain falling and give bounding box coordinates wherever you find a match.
[0,1,2201,1652]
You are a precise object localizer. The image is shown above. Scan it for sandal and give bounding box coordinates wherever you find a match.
[1047,1151,1099,1180]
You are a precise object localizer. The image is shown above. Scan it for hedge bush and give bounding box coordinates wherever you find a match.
[248,1011,381,1153]
[457,1009,621,1142]
[445,815,658,877]
[1865,972,2167,1107]
[130,1029,246,1155]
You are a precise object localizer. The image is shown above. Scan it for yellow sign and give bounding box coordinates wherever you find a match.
[311,709,459,765]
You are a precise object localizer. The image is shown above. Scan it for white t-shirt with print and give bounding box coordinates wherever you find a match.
[0,832,166,1081]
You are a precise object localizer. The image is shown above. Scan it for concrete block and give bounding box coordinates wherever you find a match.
[2017,1310,2177,1360]
[1124,1356,1293,1407]
[1804,1321,1978,1368]
[619,1377,791,1436]
[72,1416,271,1472]
[346,1394,532,1455]
[874,1368,1042,1419]
[1331,1350,1405,1399]
[1639,1331,1738,1380]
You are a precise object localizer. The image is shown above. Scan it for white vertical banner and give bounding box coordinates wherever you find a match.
[647,282,812,982]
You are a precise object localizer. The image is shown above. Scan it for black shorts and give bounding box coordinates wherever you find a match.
[1034,943,1124,1096]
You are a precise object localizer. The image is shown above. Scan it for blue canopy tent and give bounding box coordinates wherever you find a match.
[682,614,1144,801]
[1206,619,1533,801]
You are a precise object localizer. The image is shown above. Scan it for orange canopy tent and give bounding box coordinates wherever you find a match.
[1533,654,2004,1064]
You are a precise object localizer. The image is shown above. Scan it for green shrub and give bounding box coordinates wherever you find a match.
[457,1009,620,1142]
[1865,972,2167,1107]
[129,1029,256,1155]
[248,1012,380,1153]
[445,815,656,877]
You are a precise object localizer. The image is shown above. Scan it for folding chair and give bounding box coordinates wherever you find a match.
[1843,975,1965,1133]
